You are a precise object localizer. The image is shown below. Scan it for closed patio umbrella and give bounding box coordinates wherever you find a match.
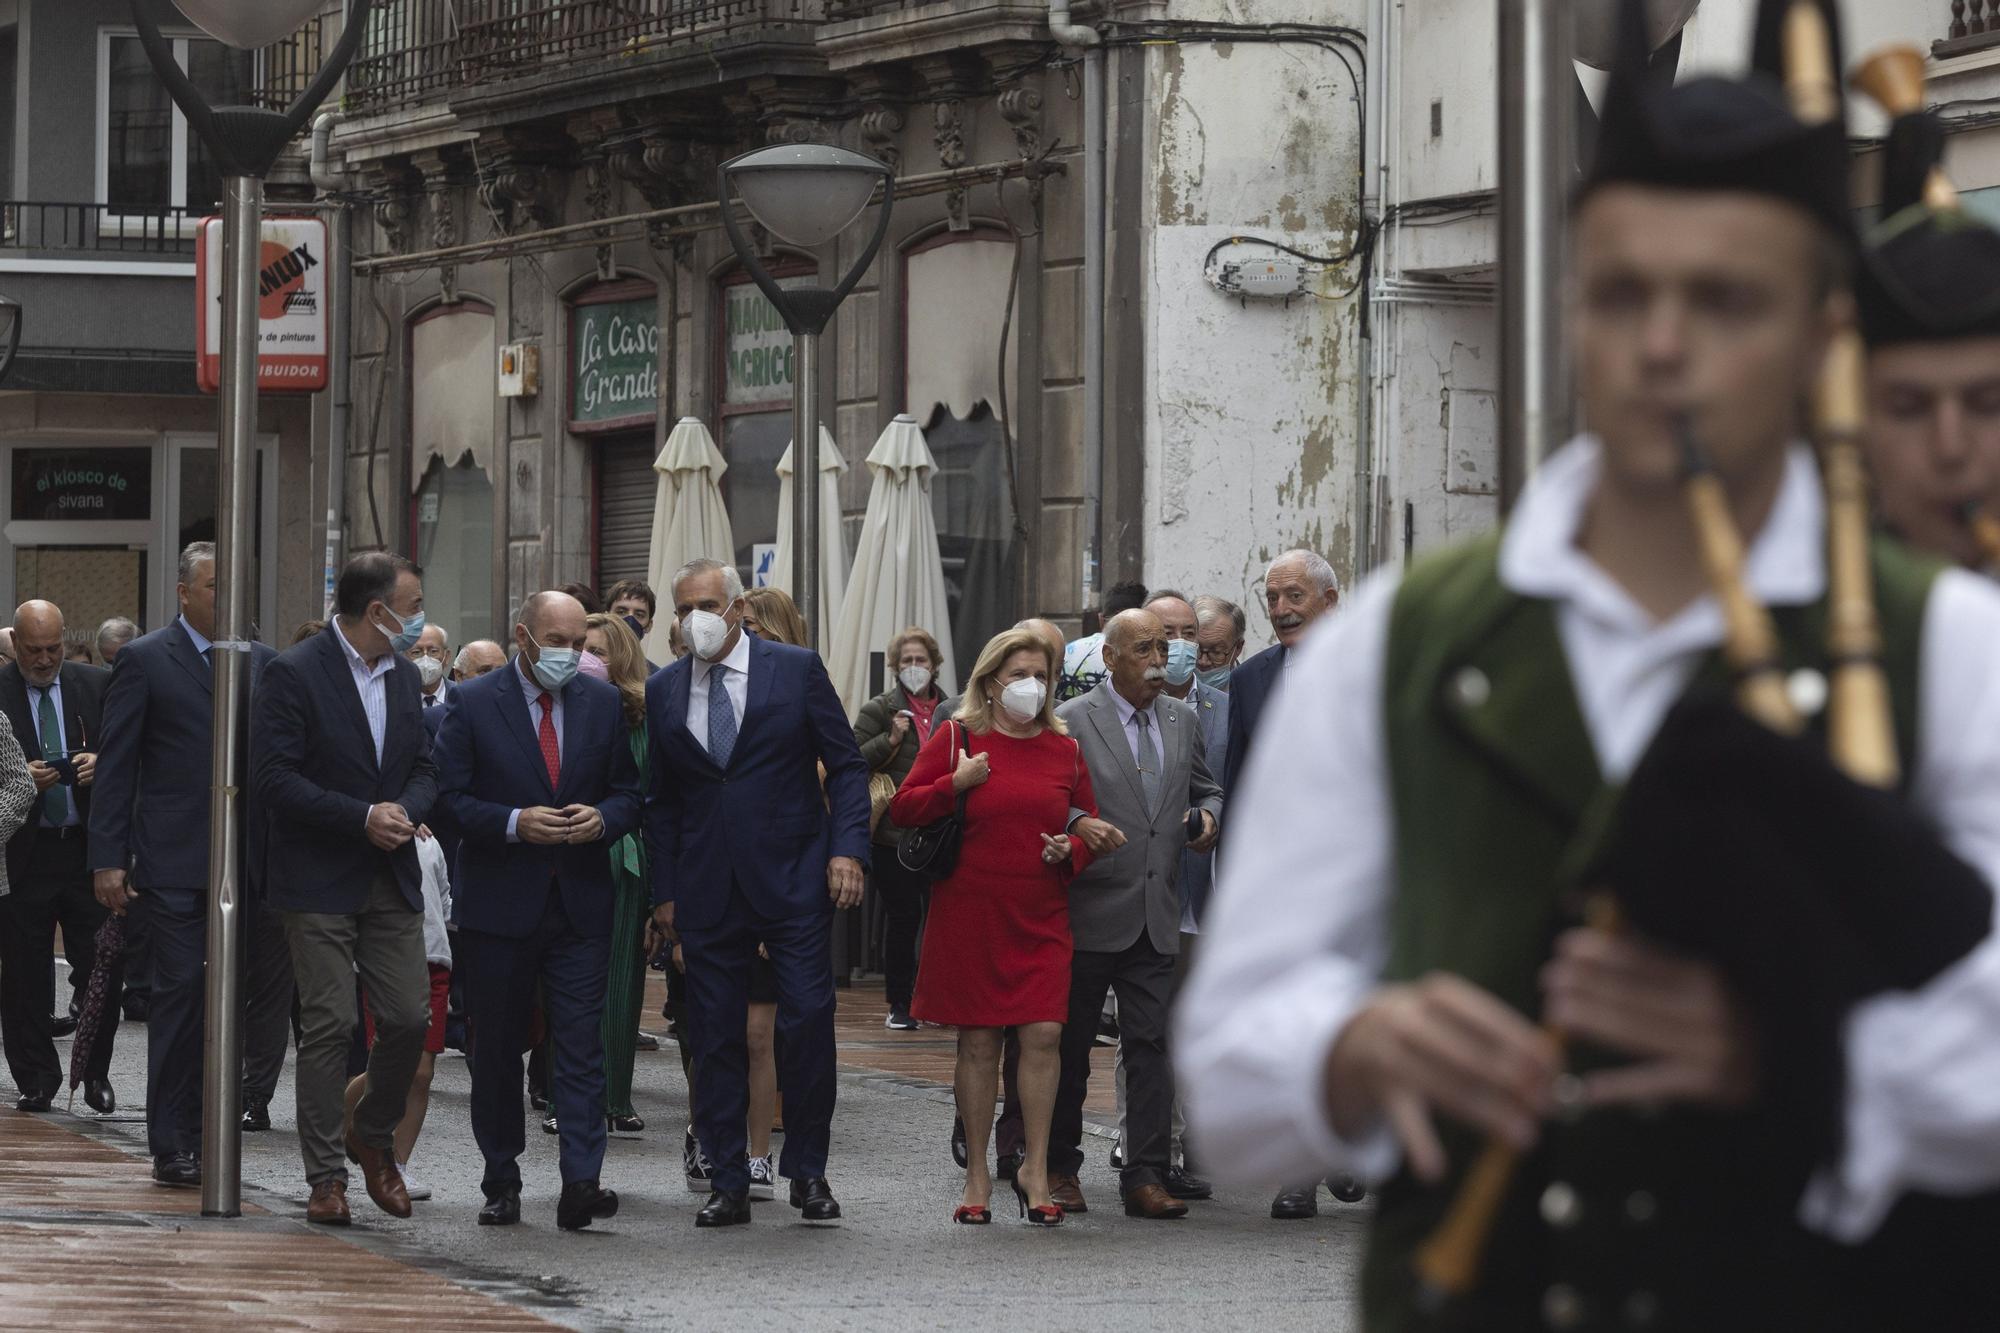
[642,417,735,663]
[826,415,956,714]
[771,425,850,647]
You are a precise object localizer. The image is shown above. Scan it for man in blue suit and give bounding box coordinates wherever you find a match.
[1216,547,1341,1222]
[646,558,871,1227]
[251,552,436,1227]
[435,591,641,1231]
[90,541,277,1188]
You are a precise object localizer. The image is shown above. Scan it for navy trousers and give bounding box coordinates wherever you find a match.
[679,885,837,1195]
[460,891,610,1194]
[140,887,206,1160]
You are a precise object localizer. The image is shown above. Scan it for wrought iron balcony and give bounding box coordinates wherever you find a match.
[0,202,202,254]
[347,0,814,114]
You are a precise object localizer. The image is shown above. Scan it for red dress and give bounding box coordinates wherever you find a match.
[891,721,1098,1027]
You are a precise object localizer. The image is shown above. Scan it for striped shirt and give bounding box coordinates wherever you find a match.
[331,617,394,765]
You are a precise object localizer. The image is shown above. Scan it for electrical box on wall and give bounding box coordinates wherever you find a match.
[498,342,540,397]
[1210,255,1309,300]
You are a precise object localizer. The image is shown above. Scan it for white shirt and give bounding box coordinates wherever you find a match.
[1177,436,2000,1242]
[505,656,564,843]
[331,616,394,765]
[686,630,751,754]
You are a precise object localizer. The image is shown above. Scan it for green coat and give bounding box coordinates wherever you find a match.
[1364,532,1937,1332]
[852,683,946,844]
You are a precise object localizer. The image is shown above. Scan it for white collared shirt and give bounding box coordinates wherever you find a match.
[686,629,751,755]
[331,617,395,765]
[1177,436,2000,1242]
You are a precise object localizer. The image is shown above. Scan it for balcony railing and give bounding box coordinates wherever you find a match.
[251,11,335,110]
[1939,1,2000,56]
[348,0,812,114]
[0,203,202,254]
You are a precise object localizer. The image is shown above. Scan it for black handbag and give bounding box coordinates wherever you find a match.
[896,722,971,880]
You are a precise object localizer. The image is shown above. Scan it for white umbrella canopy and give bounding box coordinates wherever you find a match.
[642,417,735,663]
[771,426,850,647]
[827,415,957,714]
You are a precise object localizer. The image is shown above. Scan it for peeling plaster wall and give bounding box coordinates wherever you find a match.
[1141,3,1368,640]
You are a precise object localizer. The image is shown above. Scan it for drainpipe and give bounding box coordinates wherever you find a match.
[1049,0,1103,619]
[311,111,353,613]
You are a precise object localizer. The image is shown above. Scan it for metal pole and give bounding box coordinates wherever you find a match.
[1497,0,1573,509]
[793,331,821,650]
[200,173,260,1217]
[1078,46,1106,615]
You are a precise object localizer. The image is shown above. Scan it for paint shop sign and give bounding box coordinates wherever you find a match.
[196,216,329,393]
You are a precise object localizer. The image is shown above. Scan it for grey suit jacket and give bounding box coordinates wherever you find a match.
[1056,682,1223,955]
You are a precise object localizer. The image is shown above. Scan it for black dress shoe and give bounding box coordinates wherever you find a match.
[50,1013,77,1039]
[241,1098,271,1132]
[695,1189,752,1228]
[950,1116,968,1167]
[541,1113,559,1135]
[607,1113,644,1134]
[83,1079,115,1115]
[152,1152,200,1188]
[1328,1174,1367,1204]
[1109,1139,1125,1171]
[1164,1165,1213,1201]
[557,1179,620,1231]
[14,1090,53,1113]
[788,1177,842,1222]
[1271,1184,1320,1220]
[478,1187,521,1226]
[995,1147,1025,1182]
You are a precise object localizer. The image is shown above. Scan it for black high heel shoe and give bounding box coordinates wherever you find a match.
[1011,1178,1063,1227]
[953,1204,992,1225]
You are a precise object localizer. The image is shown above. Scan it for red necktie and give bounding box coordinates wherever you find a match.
[536,691,560,789]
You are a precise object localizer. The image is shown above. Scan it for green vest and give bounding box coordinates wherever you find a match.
[1363,531,1940,1332]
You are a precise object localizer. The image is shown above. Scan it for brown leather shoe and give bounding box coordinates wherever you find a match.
[307,1178,351,1226]
[1122,1183,1190,1220]
[345,1131,413,1219]
[1049,1174,1087,1214]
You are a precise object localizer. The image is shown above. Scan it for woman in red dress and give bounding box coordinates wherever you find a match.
[891,626,1097,1227]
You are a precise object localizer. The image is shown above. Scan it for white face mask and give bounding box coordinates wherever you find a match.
[682,609,732,661]
[997,677,1045,723]
[898,664,932,696]
[414,655,445,690]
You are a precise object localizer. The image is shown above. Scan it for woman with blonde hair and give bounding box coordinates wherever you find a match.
[583,612,651,1134]
[889,626,1097,1226]
[741,586,809,649]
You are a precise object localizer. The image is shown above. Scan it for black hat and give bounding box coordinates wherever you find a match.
[1581,0,1852,236]
[1857,113,2000,346]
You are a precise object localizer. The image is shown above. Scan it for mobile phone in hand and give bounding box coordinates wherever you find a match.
[1184,809,1204,841]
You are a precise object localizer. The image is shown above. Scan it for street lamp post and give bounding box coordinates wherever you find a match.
[128,0,373,1219]
[718,146,893,649]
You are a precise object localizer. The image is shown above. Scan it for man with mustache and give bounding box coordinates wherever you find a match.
[1047,609,1222,1219]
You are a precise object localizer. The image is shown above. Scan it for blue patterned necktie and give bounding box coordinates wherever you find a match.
[707,663,737,768]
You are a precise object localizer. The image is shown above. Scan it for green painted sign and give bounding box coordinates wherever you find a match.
[724,278,808,406]
[570,296,659,431]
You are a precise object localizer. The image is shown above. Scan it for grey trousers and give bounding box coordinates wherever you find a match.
[284,871,429,1185]
[1114,931,1196,1160]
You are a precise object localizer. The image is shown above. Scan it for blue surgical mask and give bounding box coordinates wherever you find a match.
[1197,665,1233,692]
[527,631,579,690]
[378,603,426,655]
[1164,639,1197,686]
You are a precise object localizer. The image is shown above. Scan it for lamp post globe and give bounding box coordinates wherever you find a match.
[169,0,327,50]
[725,144,890,249]
[717,144,893,654]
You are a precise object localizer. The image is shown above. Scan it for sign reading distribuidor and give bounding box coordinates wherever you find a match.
[195,216,329,393]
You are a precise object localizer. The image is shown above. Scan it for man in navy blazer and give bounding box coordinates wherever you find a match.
[645,558,871,1227]
[435,591,641,1232]
[251,552,436,1227]
[90,542,277,1188]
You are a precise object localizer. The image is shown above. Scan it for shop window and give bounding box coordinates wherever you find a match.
[414,457,495,644]
[99,31,254,215]
[409,301,496,641]
[904,231,1020,669]
[718,268,811,584]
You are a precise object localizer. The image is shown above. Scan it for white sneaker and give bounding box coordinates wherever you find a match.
[747,1154,776,1201]
[396,1163,431,1202]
